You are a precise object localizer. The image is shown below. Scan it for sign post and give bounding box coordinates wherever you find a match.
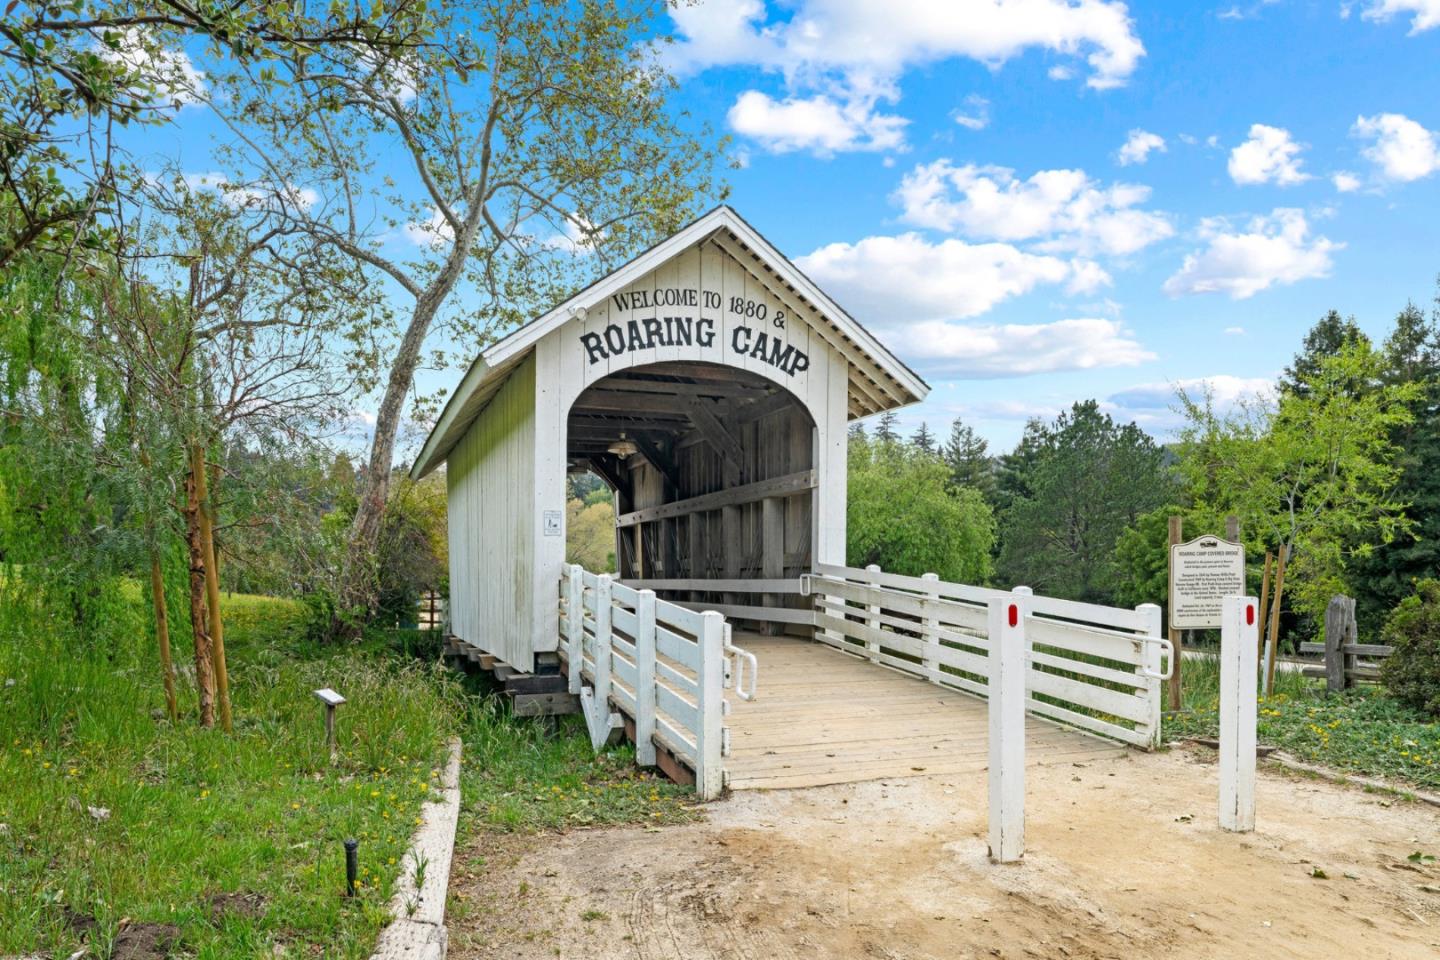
[1166,517,1182,711]
[1169,531,1246,711]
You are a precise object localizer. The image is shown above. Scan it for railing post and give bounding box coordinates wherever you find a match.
[594,574,613,709]
[1219,595,1258,832]
[1137,603,1164,749]
[635,589,658,767]
[566,565,584,695]
[695,610,726,800]
[987,593,1026,863]
[864,564,882,664]
[921,572,940,680]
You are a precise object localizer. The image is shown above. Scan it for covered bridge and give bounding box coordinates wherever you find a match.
[413,206,1164,798]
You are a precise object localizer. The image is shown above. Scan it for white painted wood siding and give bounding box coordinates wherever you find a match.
[445,355,538,669]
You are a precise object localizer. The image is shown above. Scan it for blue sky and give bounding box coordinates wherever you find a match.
[645,0,1440,449]
[133,0,1440,455]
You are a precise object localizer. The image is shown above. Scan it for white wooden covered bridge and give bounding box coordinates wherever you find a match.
[412,206,1169,798]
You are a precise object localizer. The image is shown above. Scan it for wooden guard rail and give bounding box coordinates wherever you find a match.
[1298,594,1392,690]
[803,563,1167,749]
[558,564,730,799]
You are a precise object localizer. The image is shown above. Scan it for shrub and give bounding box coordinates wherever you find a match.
[1380,579,1440,717]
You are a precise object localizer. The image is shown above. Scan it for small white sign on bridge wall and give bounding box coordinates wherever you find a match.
[1170,536,1245,630]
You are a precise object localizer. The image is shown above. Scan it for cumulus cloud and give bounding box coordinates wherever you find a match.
[1353,112,1440,182]
[876,317,1154,378]
[1332,171,1362,192]
[796,232,1109,323]
[952,95,990,131]
[1359,1,1440,33]
[1228,124,1310,185]
[1162,208,1341,299]
[1117,129,1166,165]
[97,27,206,106]
[727,90,906,154]
[1106,375,1275,430]
[892,160,1173,257]
[178,171,318,211]
[403,208,455,248]
[665,0,1144,154]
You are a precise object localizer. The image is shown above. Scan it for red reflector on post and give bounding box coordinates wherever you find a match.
[1008,605,1018,628]
[1246,605,1255,626]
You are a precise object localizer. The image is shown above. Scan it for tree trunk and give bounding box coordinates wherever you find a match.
[149,550,179,721]
[332,295,444,638]
[183,463,216,727]
[194,443,232,732]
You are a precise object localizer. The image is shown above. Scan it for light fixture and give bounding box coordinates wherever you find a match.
[607,432,638,459]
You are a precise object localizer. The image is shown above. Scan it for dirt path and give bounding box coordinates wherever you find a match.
[448,746,1440,959]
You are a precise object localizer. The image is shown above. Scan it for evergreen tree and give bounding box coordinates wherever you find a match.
[943,417,993,497]
[874,410,899,443]
[911,421,936,454]
[1280,310,1371,396]
[997,402,1171,602]
[1352,297,1440,633]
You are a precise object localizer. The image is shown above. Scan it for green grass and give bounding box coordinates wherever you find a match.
[458,697,697,834]
[1165,654,1440,791]
[0,583,462,959]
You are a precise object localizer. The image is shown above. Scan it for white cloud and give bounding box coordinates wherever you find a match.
[97,27,206,106]
[1332,171,1362,192]
[666,0,1145,90]
[1106,375,1275,430]
[727,89,906,154]
[1228,124,1310,185]
[1224,326,1246,335]
[877,317,1154,378]
[666,0,1143,154]
[892,160,1173,256]
[1353,112,1440,182]
[179,171,317,211]
[795,232,1109,323]
[1359,1,1440,33]
[952,95,990,131]
[1117,129,1166,165]
[403,208,455,248]
[543,214,603,255]
[1163,208,1341,299]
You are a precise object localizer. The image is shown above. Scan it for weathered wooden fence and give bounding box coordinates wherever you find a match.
[558,564,752,800]
[1299,594,1393,691]
[802,563,1169,749]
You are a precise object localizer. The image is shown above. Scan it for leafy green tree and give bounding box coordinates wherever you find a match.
[991,417,1046,517]
[1176,341,1418,623]
[943,416,994,499]
[1351,297,1440,633]
[911,422,936,454]
[873,410,899,444]
[208,1,725,631]
[847,431,995,583]
[996,402,1171,602]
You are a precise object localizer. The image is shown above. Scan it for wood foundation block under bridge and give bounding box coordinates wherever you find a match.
[725,633,1124,791]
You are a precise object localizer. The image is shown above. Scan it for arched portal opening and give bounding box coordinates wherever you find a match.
[566,360,817,630]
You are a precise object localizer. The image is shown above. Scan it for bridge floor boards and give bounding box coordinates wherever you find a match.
[725,633,1124,791]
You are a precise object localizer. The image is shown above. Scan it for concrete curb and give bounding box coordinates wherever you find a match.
[371,736,463,960]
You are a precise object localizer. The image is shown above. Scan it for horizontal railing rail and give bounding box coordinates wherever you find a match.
[803,564,1165,749]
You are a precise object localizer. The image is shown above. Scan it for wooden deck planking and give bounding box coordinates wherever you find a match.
[725,633,1124,790]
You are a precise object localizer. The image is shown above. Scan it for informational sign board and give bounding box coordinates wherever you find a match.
[1170,535,1245,630]
[543,510,562,537]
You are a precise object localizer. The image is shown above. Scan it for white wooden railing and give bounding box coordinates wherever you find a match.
[803,563,1168,749]
[558,564,745,800]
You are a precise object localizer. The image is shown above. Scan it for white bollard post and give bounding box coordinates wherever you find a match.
[1219,595,1259,832]
[987,594,1027,863]
[635,589,658,767]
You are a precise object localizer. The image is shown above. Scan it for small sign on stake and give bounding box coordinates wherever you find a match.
[1170,536,1245,631]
